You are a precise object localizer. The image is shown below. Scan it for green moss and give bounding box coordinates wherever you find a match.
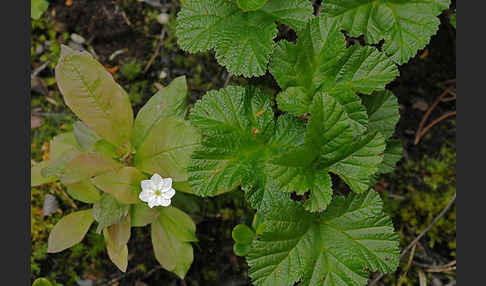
[120,60,142,81]
[382,142,456,285]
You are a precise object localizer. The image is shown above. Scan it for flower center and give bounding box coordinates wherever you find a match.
[155,190,162,196]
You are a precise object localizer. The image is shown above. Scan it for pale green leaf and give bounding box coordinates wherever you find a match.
[60,153,123,185]
[41,132,82,178]
[103,214,131,272]
[321,0,451,64]
[55,45,133,149]
[92,167,145,204]
[93,194,130,233]
[47,209,94,253]
[246,190,399,286]
[130,204,160,227]
[134,116,200,182]
[73,121,101,151]
[31,0,49,20]
[151,214,195,278]
[132,76,189,149]
[158,206,197,242]
[32,161,58,187]
[66,180,101,203]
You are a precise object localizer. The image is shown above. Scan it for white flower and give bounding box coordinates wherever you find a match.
[139,173,176,208]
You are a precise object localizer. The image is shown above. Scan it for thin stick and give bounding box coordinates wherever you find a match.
[368,192,456,286]
[144,27,167,73]
[414,87,453,144]
[31,61,50,79]
[416,111,456,141]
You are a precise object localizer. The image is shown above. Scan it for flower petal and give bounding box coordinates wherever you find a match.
[139,190,154,202]
[148,199,158,208]
[151,173,163,186]
[161,178,173,189]
[159,198,171,207]
[141,180,154,191]
[161,188,176,199]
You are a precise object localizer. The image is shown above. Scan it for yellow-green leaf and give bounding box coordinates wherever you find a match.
[55,45,133,149]
[47,209,94,253]
[92,167,145,204]
[103,214,131,272]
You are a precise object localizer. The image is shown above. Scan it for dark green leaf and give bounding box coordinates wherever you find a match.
[247,190,399,286]
[232,224,255,244]
[321,0,451,64]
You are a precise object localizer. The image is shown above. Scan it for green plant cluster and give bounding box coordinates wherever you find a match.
[175,1,451,285]
[32,46,201,278]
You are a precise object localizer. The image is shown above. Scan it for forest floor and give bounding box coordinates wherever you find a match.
[31,1,456,285]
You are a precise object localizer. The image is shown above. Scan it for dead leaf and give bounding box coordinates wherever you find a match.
[104,65,119,75]
[31,115,44,129]
[420,49,430,60]
[65,0,73,7]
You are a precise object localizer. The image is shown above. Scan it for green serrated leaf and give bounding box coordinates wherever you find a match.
[237,0,267,11]
[450,12,456,29]
[321,0,451,64]
[47,209,94,253]
[132,76,189,149]
[176,0,313,77]
[271,14,398,119]
[103,214,130,272]
[92,167,145,204]
[151,214,195,279]
[188,86,274,197]
[189,87,386,212]
[247,190,399,286]
[134,116,200,182]
[55,45,133,149]
[378,138,402,174]
[93,194,130,233]
[362,90,400,140]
